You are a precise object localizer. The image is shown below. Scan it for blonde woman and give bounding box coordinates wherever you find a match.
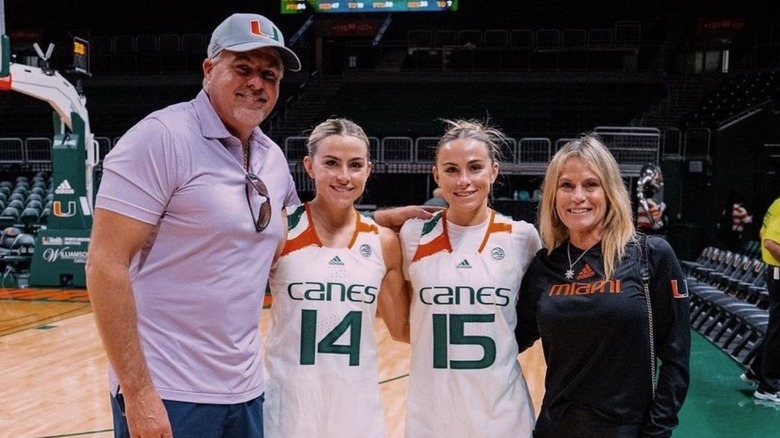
[516,135,690,437]
[264,118,409,438]
[401,119,541,437]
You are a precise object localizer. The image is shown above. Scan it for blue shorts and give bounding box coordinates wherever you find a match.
[111,392,264,438]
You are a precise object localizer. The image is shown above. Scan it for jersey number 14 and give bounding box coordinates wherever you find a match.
[300,309,362,366]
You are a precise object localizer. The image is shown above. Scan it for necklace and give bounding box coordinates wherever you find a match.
[566,241,596,280]
[243,141,250,171]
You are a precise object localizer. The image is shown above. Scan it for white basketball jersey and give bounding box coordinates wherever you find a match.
[402,210,538,438]
[265,204,386,438]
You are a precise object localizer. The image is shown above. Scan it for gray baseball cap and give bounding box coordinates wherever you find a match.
[207,13,302,72]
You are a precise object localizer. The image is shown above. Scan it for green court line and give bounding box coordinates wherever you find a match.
[380,373,410,385]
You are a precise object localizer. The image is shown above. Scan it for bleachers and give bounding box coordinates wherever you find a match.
[684,242,770,366]
[401,21,647,72]
[0,172,53,287]
[681,69,780,128]
[87,32,208,75]
[327,80,665,140]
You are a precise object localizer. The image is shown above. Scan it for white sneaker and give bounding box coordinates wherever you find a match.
[741,371,759,389]
[754,389,780,403]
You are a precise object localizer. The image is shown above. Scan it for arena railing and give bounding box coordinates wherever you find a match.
[3,130,661,177]
[0,136,114,168]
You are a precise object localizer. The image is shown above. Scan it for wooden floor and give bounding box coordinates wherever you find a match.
[0,288,546,438]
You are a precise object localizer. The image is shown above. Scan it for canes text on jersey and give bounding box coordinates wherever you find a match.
[418,285,511,306]
[287,282,377,304]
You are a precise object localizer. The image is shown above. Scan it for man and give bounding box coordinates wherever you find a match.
[741,195,780,403]
[719,192,753,252]
[87,13,427,437]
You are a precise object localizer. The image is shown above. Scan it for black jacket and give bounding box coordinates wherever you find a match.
[516,236,690,438]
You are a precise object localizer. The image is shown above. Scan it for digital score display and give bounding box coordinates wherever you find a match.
[72,37,89,75]
[282,1,458,14]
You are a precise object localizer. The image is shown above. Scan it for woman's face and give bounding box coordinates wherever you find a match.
[433,138,498,219]
[554,157,607,246]
[304,134,371,209]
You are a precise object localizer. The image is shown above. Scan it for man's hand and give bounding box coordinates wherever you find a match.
[373,205,443,232]
[124,386,173,438]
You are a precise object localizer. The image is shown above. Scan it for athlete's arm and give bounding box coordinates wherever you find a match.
[86,208,172,438]
[373,206,440,233]
[515,256,543,353]
[273,209,289,263]
[377,225,411,343]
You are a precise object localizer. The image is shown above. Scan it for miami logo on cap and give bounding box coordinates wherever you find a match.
[250,20,280,42]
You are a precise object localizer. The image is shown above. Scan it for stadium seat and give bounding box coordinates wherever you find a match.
[1,232,36,288]
[0,227,20,255]
[25,200,43,211]
[6,199,24,212]
[20,207,40,232]
[517,190,531,201]
[0,206,20,224]
[39,208,50,226]
[8,193,24,204]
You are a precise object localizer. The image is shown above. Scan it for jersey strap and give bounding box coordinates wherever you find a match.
[412,209,512,262]
[478,211,512,252]
[281,204,320,256]
[281,204,378,256]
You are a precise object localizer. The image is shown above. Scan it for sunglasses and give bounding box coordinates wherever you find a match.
[245,173,272,232]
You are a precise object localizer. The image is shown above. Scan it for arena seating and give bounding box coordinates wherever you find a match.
[681,69,780,128]
[307,79,666,141]
[684,243,770,366]
[0,172,52,286]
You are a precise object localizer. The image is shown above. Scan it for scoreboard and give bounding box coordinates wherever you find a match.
[282,1,458,14]
[72,37,90,75]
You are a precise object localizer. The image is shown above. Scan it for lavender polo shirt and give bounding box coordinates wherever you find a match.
[96,90,298,404]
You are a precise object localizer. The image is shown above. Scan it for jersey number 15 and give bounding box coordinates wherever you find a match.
[432,313,496,369]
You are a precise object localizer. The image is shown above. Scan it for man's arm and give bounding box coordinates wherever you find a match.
[86,208,172,437]
[764,238,780,262]
[372,206,441,233]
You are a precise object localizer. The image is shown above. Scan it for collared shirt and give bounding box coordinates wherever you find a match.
[96,90,298,404]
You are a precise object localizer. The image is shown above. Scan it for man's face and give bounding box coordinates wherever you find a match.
[203,48,283,138]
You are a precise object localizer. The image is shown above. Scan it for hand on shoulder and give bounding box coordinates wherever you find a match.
[373,205,442,232]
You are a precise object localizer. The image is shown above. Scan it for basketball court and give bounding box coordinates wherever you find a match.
[1,287,779,437]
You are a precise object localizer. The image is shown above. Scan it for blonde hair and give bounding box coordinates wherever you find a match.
[436,119,506,165]
[537,134,635,278]
[307,118,370,158]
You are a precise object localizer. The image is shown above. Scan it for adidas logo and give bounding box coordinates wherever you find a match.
[55,179,75,195]
[329,256,344,266]
[576,263,596,280]
[456,259,472,269]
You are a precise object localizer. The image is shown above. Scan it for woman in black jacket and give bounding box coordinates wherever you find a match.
[516,135,690,437]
